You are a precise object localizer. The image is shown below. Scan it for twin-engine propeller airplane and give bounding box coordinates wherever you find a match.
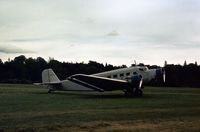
[36,66,165,97]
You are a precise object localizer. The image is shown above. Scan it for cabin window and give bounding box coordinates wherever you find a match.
[133,72,137,75]
[113,74,117,78]
[120,73,124,77]
[107,76,111,78]
[126,72,130,76]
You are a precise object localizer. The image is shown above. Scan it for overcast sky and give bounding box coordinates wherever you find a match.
[0,0,200,66]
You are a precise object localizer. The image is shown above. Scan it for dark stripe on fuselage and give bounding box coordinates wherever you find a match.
[69,74,131,91]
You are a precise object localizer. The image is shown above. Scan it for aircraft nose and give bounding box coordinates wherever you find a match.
[156,68,165,83]
[156,68,162,76]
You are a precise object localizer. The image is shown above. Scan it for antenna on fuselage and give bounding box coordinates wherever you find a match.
[134,60,137,65]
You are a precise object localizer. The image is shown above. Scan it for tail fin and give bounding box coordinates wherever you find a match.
[42,69,60,84]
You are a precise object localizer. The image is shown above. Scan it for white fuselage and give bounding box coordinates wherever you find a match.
[60,66,157,91]
[93,66,156,83]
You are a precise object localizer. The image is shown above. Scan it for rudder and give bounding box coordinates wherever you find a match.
[42,69,60,83]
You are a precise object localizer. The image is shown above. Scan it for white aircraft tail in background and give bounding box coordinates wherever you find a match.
[42,69,60,84]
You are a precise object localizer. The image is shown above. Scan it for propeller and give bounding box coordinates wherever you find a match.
[163,68,166,83]
[163,69,166,83]
[139,79,143,89]
[163,61,167,83]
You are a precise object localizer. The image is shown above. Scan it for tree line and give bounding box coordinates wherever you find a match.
[0,55,200,87]
[0,55,125,84]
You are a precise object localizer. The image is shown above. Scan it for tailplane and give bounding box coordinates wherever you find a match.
[42,69,60,84]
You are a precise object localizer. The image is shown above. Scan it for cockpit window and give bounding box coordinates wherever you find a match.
[139,68,144,71]
[139,67,148,71]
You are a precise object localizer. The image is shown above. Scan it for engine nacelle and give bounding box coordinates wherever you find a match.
[126,74,142,88]
[156,68,165,83]
[124,74,143,97]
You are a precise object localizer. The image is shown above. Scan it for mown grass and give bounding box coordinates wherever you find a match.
[0,84,200,131]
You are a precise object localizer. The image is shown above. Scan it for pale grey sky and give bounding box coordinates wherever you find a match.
[0,0,200,66]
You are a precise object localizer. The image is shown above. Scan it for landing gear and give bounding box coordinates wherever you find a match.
[124,87,143,97]
[124,74,143,97]
[47,86,55,94]
[134,89,143,97]
[48,89,52,93]
[124,90,133,97]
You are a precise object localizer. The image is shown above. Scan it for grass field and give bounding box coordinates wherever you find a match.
[0,84,200,132]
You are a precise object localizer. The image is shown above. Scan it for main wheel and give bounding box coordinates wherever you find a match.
[137,89,143,97]
[124,89,135,97]
[48,89,52,93]
[47,85,54,93]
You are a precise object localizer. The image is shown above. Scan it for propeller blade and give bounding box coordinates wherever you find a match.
[163,70,166,83]
[139,79,143,89]
[163,61,167,83]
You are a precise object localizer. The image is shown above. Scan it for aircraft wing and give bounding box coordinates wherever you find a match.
[68,74,131,91]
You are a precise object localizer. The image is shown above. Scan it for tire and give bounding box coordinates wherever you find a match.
[48,89,52,93]
[137,89,143,97]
